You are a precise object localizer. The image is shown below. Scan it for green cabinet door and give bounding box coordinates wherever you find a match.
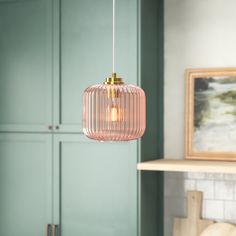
[0,133,53,236]
[53,134,138,236]
[0,0,53,132]
[54,0,138,133]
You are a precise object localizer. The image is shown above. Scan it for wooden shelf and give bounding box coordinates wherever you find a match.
[137,159,236,174]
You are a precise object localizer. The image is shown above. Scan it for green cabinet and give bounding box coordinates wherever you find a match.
[53,135,137,236]
[0,0,53,132]
[0,133,52,236]
[0,134,138,236]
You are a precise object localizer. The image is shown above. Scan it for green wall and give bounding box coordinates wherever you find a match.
[140,0,164,235]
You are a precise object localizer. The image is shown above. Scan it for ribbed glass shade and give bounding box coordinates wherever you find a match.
[83,83,146,141]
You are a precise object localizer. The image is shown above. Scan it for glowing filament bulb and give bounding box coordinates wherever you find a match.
[111,106,118,122]
[106,102,122,122]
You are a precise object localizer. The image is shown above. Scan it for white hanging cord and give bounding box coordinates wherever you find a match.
[113,0,115,73]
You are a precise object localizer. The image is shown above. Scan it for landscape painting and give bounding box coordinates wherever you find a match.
[185,68,236,160]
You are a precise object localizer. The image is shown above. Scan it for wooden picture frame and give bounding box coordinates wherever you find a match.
[185,68,236,161]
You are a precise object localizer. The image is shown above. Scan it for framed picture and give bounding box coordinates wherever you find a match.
[185,68,236,161]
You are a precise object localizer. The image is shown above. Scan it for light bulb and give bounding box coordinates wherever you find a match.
[106,99,123,122]
[111,106,119,122]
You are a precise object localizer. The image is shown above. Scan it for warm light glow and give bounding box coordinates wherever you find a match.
[111,106,119,122]
[106,105,123,122]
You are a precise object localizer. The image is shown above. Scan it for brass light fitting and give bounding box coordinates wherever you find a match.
[104,73,124,85]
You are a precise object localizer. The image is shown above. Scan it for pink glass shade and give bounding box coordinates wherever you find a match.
[83,83,146,141]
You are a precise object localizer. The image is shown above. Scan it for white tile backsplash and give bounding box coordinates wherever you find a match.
[215,181,234,200]
[203,200,224,220]
[224,201,236,222]
[224,174,236,181]
[234,184,236,201]
[184,179,196,192]
[186,172,206,180]
[164,172,236,236]
[196,180,214,199]
[205,173,225,180]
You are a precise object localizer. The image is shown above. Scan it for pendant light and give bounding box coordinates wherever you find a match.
[82,0,146,141]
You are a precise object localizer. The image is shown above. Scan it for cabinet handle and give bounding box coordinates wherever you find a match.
[45,224,51,236]
[52,224,58,236]
[48,125,53,130]
[55,125,59,130]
